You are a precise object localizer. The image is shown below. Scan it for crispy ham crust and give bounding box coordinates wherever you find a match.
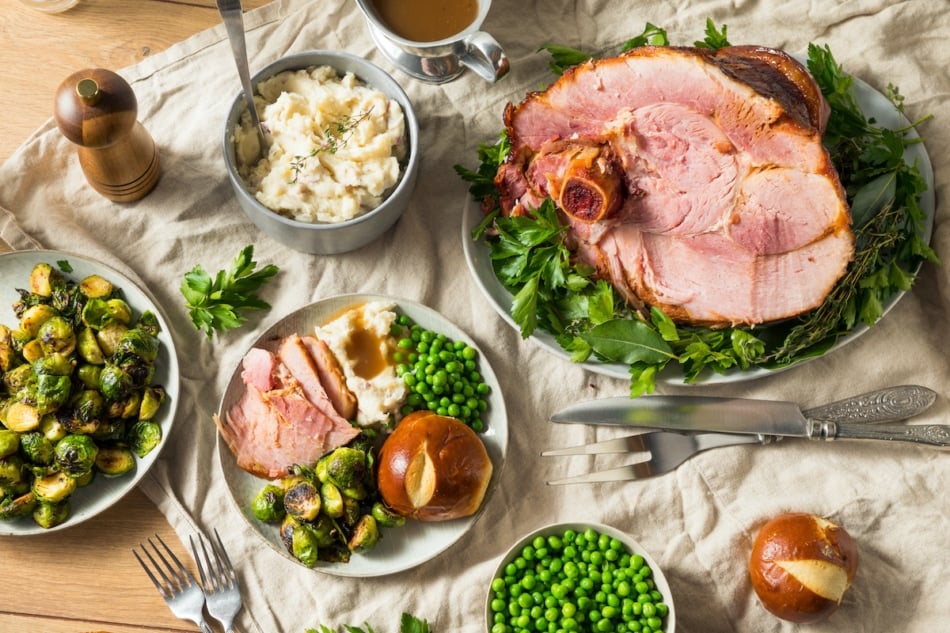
[495,45,854,327]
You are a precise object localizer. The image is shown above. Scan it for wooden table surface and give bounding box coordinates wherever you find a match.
[0,2,268,631]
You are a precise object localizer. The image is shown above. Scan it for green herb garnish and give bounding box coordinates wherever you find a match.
[289,108,374,183]
[457,21,938,396]
[180,244,279,338]
[307,612,431,633]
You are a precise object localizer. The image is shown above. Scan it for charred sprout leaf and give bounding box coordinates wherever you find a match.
[54,434,99,478]
[694,18,730,49]
[181,245,279,338]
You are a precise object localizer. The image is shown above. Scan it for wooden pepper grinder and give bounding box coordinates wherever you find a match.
[54,68,160,202]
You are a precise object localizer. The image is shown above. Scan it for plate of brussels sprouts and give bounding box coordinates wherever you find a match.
[0,250,179,534]
[215,294,508,577]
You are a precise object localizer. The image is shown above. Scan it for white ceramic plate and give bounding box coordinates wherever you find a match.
[0,249,180,535]
[462,73,935,385]
[216,293,508,577]
[485,522,677,632]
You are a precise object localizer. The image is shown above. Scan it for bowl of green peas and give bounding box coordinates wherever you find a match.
[486,522,675,633]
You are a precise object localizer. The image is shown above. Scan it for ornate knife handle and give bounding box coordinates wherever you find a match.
[819,421,950,448]
[803,385,936,424]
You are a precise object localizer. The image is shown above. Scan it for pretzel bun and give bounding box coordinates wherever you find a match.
[749,512,858,623]
[377,411,493,521]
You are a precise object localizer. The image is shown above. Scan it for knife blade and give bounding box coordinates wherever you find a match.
[549,385,937,438]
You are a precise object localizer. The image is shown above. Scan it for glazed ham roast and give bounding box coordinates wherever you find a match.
[216,334,360,479]
[495,45,854,326]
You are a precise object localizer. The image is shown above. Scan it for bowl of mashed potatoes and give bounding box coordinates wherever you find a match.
[223,51,420,255]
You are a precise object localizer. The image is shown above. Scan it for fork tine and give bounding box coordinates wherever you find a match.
[211,528,238,586]
[151,534,195,589]
[547,462,652,485]
[190,534,213,591]
[541,432,654,456]
[132,548,170,599]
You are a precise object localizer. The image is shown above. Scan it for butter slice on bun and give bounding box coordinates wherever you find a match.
[377,411,493,521]
[749,512,858,624]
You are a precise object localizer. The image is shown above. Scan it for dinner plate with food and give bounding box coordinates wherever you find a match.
[0,250,179,535]
[215,294,507,577]
[459,27,936,392]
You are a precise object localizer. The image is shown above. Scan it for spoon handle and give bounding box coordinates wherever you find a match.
[216,0,266,147]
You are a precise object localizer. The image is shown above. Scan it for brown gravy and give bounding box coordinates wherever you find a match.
[371,0,478,42]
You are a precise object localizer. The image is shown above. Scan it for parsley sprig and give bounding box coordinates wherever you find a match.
[180,245,279,338]
[307,612,431,633]
[457,21,938,396]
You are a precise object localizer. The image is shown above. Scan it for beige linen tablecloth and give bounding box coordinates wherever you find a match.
[2,1,948,631]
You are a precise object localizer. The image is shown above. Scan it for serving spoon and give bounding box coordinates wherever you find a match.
[217,0,267,159]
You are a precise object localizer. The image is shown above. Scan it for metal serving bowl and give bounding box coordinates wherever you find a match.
[223,50,420,255]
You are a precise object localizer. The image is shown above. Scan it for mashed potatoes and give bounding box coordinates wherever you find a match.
[314,301,407,426]
[234,66,407,224]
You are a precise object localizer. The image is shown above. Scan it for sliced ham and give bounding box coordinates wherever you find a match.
[300,335,358,421]
[217,343,361,479]
[495,45,854,326]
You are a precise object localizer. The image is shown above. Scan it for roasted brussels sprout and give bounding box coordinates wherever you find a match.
[77,327,106,365]
[95,322,129,358]
[371,501,406,528]
[0,430,19,459]
[37,316,76,357]
[73,389,105,422]
[39,413,68,443]
[0,324,17,372]
[284,479,321,522]
[0,491,37,520]
[53,434,99,478]
[319,481,345,519]
[115,328,159,363]
[0,454,24,488]
[3,363,33,393]
[31,470,77,503]
[3,401,40,433]
[75,363,102,389]
[34,373,72,416]
[128,420,162,457]
[319,447,369,499]
[19,431,54,465]
[30,263,57,297]
[19,304,59,338]
[251,484,285,522]
[291,522,321,568]
[138,386,166,421]
[32,499,69,529]
[347,514,380,553]
[79,274,113,299]
[99,364,134,401]
[94,445,136,476]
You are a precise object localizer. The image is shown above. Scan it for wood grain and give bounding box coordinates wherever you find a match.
[0,1,268,630]
[0,0,268,163]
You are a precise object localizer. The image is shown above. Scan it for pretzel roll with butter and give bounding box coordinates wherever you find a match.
[377,411,492,521]
[749,512,858,623]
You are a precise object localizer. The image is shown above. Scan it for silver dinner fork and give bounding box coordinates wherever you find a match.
[133,534,214,633]
[543,429,766,485]
[191,528,244,633]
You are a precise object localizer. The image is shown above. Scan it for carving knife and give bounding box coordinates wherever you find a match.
[548,385,949,447]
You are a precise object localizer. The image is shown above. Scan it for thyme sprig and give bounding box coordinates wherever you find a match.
[288,107,374,184]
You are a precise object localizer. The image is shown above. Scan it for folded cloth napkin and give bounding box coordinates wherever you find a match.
[1,1,948,631]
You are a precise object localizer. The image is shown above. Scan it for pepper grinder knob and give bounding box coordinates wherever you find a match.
[54,68,160,202]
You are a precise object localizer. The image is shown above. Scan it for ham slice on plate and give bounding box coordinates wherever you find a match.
[216,342,360,479]
[495,45,854,327]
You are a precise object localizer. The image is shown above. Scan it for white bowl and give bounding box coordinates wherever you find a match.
[0,250,180,535]
[486,522,676,632]
[223,51,420,255]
